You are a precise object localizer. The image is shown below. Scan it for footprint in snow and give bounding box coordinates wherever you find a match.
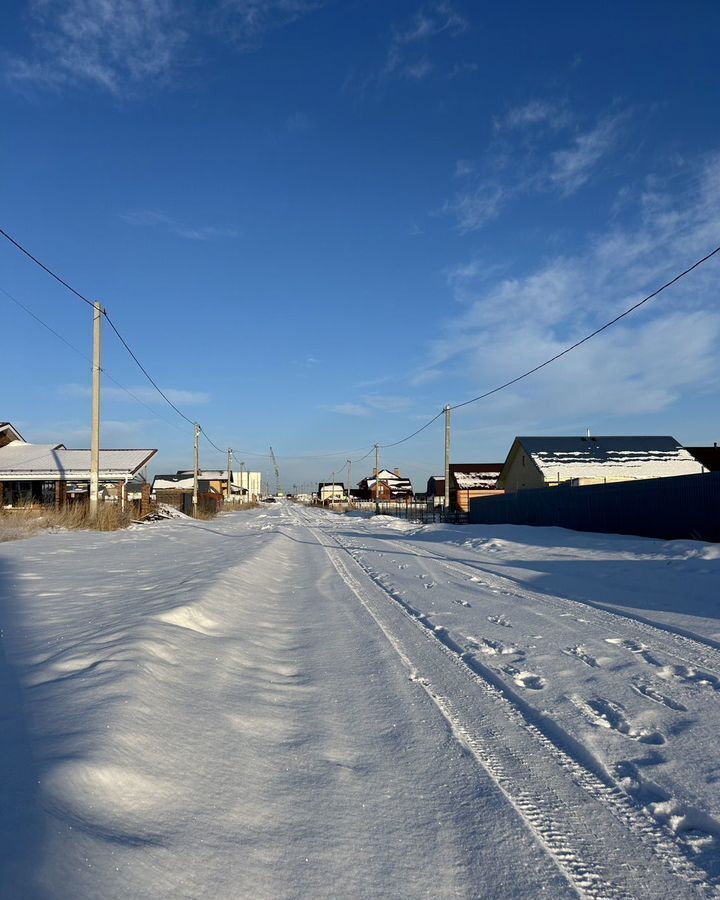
[487,614,512,628]
[631,680,687,712]
[503,664,545,690]
[563,645,599,668]
[576,696,665,745]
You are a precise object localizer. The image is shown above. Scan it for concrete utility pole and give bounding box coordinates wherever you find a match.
[444,404,451,512]
[374,444,380,514]
[347,459,352,507]
[227,448,233,499]
[240,461,246,503]
[332,471,335,504]
[193,423,200,517]
[89,301,102,519]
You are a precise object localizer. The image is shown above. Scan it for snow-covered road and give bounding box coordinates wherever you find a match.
[1,503,719,898]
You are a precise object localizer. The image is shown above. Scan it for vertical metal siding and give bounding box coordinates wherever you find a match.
[469,472,720,542]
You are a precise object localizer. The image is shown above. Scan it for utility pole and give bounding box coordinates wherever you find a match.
[240,460,246,503]
[332,470,335,505]
[374,443,380,514]
[227,448,233,500]
[89,301,102,518]
[444,404,451,513]
[193,423,200,517]
[347,459,352,507]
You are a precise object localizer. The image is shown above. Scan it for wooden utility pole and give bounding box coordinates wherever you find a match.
[89,301,102,518]
[374,444,380,514]
[227,448,233,499]
[347,459,352,507]
[193,423,200,517]
[444,404,451,512]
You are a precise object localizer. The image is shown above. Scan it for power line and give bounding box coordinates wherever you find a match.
[379,409,444,449]
[0,227,95,308]
[371,241,720,449]
[103,311,198,427]
[450,243,720,411]
[1,285,187,434]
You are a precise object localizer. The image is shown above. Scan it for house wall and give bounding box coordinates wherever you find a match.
[501,451,546,491]
[455,488,504,513]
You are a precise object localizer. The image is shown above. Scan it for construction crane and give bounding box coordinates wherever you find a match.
[269,446,280,496]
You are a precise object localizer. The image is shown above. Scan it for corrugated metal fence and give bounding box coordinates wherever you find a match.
[469,472,720,542]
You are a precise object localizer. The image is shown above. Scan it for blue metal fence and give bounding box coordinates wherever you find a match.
[468,472,720,542]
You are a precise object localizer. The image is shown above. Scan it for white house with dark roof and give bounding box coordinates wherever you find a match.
[358,468,414,501]
[498,436,704,492]
[0,422,156,507]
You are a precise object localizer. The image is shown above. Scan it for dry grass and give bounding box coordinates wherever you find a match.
[0,503,132,541]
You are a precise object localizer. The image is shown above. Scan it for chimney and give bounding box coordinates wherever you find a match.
[393,468,400,477]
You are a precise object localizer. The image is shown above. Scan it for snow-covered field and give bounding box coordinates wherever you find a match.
[1,503,719,898]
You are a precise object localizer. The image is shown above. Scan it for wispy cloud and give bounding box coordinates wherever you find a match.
[549,112,626,195]
[494,99,570,132]
[58,383,211,405]
[443,108,627,232]
[326,394,413,417]
[326,403,371,417]
[350,2,467,90]
[422,154,720,425]
[5,0,322,95]
[5,0,188,94]
[214,0,321,50]
[284,110,311,133]
[120,210,239,241]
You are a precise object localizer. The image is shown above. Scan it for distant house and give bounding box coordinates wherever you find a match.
[317,482,346,504]
[450,464,504,512]
[426,465,503,511]
[0,422,156,508]
[685,445,720,472]
[152,470,262,502]
[498,436,703,491]
[426,475,445,508]
[358,468,414,501]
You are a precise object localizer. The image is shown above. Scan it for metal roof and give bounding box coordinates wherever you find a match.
[0,441,156,481]
[507,436,702,482]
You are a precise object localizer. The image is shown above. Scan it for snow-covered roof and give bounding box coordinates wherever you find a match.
[454,471,502,489]
[0,441,156,481]
[510,436,702,483]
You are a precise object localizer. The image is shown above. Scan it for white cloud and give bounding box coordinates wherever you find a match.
[494,99,570,132]
[6,0,321,95]
[58,384,210,405]
[325,394,412,418]
[380,3,467,82]
[326,403,371,417]
[442,181,506,233]
[443,109,626,232]
[216,0,320,49]
[423,155,720,426]
[549,113,625,195]
[6,0,187,94]
[120,210,238,240]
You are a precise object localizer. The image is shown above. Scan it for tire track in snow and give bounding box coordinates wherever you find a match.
[378,535,720,694]
[292,507,712,899]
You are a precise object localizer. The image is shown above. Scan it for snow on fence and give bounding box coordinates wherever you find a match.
[468,471,720,542]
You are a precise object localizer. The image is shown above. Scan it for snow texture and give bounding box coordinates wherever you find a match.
[1,503,718,898]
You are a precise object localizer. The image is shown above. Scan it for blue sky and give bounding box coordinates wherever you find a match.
[2,1,720,491]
